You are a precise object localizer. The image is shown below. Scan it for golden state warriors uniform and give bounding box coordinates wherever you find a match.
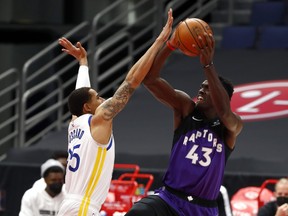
[58,114,115,216]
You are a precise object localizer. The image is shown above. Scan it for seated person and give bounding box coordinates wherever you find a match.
[19,159,66,216]
[257,177,288,216]
[33,150,68,190]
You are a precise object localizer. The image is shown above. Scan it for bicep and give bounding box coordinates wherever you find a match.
[222,113,243,149]
[91,83,133,143]
[100,81,134,120]
[224,112,243,136]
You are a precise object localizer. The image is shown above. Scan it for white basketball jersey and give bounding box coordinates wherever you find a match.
[65,114,115,214]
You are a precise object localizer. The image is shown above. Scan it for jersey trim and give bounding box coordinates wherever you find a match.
[106,137,113,151]
[88,115,92,126]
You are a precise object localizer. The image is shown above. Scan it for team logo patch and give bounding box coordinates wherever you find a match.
[231,80,288,121]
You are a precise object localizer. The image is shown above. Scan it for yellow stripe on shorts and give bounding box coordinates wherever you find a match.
[78,147,107,216]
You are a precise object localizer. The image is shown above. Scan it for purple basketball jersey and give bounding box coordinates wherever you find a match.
[163,110,232,200]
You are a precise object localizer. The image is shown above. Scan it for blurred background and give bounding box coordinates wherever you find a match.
[0,0,287,215]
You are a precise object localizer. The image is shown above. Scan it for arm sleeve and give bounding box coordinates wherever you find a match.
[75,65,91,89]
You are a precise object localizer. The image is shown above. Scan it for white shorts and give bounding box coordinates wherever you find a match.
[57,194,101,216]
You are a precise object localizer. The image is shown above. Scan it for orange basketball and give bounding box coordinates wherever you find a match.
[175,18,213,57]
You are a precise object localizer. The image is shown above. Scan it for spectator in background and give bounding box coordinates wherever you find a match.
[258,177,288,216]
[33,150,68,191]
[19,159,66,216]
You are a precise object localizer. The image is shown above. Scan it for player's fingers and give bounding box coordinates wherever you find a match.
[192,43,201,53]
[61,49,70,54]
[205,33,215,48]
[58,38,67,46]
[196,35,205,49]
[165,8,173,28]
[61,37,72,47]
[76,42,82,48]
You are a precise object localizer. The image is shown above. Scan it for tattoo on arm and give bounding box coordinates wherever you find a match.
[102,82,134,120]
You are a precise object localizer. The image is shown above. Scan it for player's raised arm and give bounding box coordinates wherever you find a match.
[95,9,174,121]
[59,38,91,122]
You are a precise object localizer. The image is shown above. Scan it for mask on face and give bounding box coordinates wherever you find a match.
[48,182,63,195]
[276,196,288,206]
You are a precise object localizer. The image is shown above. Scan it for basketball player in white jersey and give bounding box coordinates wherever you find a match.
[57,9,173,216]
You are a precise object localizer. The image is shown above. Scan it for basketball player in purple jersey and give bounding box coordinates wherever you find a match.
[125,21,243,216]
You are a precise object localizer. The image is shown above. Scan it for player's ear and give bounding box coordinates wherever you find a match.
[83,103,91,113]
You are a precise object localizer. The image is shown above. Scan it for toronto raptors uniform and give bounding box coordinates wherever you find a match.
[156,108,232,216]
[58,114,115,216]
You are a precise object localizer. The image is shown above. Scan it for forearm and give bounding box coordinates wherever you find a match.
[79,56,88,66]
[125,8,173,88]
[144,43,173,83]
[203,65,230,114]
[126,38,166,88]
[75,65,91,89]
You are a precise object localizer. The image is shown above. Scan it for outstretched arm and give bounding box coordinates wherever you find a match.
[96,9,174,121]
[58,37,90,89]
[88,9,174,144]
[58,37,91,121]
[197,33,243,149]
[143,23,195,129]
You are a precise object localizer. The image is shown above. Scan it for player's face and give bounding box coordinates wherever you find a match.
[196,80,213,108]
[88,89,105,114]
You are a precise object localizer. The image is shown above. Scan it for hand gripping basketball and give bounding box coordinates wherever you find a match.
[175,18,213,57]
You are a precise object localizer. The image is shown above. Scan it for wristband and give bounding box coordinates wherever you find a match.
[75,65,91,89]
[203,62,214,69]
[166,41,176,51]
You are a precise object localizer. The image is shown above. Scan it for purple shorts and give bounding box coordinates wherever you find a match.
[157,188,219,216]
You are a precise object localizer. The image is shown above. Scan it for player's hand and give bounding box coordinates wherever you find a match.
[168,29,178,49]
[58,37,87,62]
[168,22,181,49]
[195,32,215,67]
[157,8,173,43]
